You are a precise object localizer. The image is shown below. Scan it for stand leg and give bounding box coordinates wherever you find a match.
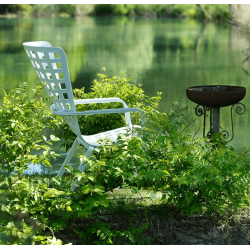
[212,107,220,134]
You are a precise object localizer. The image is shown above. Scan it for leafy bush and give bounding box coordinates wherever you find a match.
[94,4,130,16]
[32,4,57,18]
[0,4,32,15]
[168,4,199,18]
[0,78,156,245]
[0,159,149,244]
[54,72,161,150]
[76,102,250,216]
[1,74,250,245]
[56,4,76,17]
[0,4,231,21]
[197,4,230,21]
[0,83,66,245]
[92,4,229,20]
[0,83,60,176]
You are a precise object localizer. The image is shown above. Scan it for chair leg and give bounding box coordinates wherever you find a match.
[70,146,94,191]
[57,138,79,177]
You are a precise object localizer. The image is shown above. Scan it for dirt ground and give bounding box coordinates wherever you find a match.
[55,203,250,245]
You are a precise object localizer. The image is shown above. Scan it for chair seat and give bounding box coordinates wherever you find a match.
[81,125,141,147]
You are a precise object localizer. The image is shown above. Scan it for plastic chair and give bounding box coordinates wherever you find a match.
[23,41,143,191]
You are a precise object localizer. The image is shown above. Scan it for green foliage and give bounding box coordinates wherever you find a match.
[0,83,64,244]
[55,72,161,150]
[0,4,231,22]
[89,104,250,216]
[56,4,76,17]
[92,4,228,21]
[31,4,57,18]
[0,4,32,15]
[197,4,230,21]
[0,187,64,245]
[0,162,149,244]
[170,4,199,18]
[0,83,60,175]
[1,73,250,244]
[0,78,156,245]
[94,4,117,15]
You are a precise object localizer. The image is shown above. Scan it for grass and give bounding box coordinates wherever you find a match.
[2,170,250,245]
[52,187,250,244]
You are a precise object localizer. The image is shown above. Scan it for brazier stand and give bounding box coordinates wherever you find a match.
[186,85,246,142]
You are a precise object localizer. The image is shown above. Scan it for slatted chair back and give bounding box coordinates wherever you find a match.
[23,41,82,138]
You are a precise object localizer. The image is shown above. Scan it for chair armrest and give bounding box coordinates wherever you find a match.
[52,107,142,116]
[74,98,128,107]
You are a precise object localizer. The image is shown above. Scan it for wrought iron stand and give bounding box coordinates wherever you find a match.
[195,103,246,143]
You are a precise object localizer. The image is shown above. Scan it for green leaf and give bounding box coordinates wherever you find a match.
[34,192,38,201]
[244,200,250,207]
[87,176,95,182]
[85,196,97,209]
[52,178,60,185]
[81,184,93,194]
[107,238,113,244]
[43,150,49,158]
[64,165,73,174]
[43,159,51,166]
[67,206,73,212]
[50,135,60,142]
[93,185,105,194]
[131,186,138,194]
[162,170,170,175]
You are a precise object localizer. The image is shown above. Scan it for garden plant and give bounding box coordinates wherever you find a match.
[1,72,250,244]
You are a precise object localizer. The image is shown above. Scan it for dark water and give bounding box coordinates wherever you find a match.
[1,16,250,173]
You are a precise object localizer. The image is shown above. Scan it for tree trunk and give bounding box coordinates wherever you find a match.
[197,4,209,21]
[230,4,250,28]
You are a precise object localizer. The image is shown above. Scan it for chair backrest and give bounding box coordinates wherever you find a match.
[23,41,75,112]
[23,41,82,138]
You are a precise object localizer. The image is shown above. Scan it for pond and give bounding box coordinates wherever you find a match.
[1,16,250,174]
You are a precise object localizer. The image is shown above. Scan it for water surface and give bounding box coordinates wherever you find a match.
[1,16,250,173]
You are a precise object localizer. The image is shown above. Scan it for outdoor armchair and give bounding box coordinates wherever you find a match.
[23,41,143,191]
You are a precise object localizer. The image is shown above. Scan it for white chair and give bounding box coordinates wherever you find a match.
[23,41,142,191]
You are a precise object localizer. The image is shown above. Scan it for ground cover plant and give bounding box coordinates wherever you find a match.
[1,72,250,244]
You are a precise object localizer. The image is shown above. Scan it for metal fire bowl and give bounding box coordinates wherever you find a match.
[186,85,246,108]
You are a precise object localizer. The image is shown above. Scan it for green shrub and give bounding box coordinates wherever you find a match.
[0,74,250,244]
[0,4,32,15]
[0,83,60,176]
[0,83,68,245]
[55,4,76,17]
[31,4,56,18]
[82,103,250,216]
[93,4,136,16]
[170,4,199,18]
[93,4,115,16]
[1,74,250,245]
[53,71,250,216]
[0,4,231,21]
[197,4,230,21]
[0,78,158,244]
[54,72,161,150]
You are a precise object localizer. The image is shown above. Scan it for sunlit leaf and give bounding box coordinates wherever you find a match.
[50,135,60,142]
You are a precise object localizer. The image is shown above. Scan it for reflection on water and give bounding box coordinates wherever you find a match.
[23,163,49,175]
[1,16,250,173]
